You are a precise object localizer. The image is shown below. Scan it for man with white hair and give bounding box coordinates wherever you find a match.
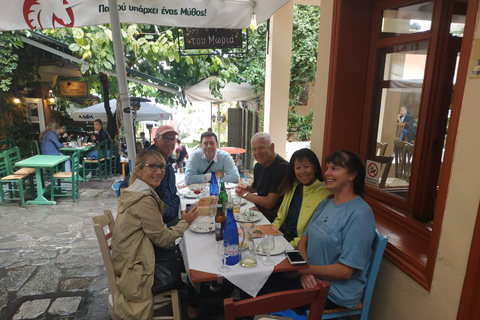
[235,132,288,222]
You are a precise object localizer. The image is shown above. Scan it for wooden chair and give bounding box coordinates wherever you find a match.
[394,140,414,181]
[107,142,119,176]
[0,152,34,207]
[375,156,393,189]
[84,140,108,181]
[395,122,406,140]
[92,210,182,320]
[321,230,388,320]
[5,147,35,176]
[376,142,387,156]
[224,281,330,320]
[51,150,80,202]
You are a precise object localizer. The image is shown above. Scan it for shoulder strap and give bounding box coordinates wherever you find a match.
[203,160,214,174]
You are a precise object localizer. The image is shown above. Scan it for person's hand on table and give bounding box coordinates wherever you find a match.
[300,274,319,289]
[235,184,248,197]
[182,205,199,225]
[216,172,225,180]
[90,134,97,142]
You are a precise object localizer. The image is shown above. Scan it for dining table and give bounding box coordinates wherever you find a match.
[177,182,307,297]
[60,144,94,182]
[15,155,70,205]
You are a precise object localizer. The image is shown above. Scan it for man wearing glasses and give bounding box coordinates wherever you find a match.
[121,125,180,227]
[184,131,239,185]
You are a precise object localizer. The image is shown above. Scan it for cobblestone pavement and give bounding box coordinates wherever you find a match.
[0,176,119,320]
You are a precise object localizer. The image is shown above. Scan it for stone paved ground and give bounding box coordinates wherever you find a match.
[0,176,119,320]
[0,175,227,320]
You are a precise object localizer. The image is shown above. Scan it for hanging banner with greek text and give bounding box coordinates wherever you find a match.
[0,0,289,31]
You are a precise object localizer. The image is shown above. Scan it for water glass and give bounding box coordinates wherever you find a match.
[262,235,275,266]
[217,240,231,272]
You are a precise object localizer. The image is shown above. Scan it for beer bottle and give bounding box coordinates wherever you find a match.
[215,200,226,241]
[219,182,228,212]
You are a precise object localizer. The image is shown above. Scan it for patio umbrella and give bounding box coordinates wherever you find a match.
[71,99,172,122]
[220,147,247,154]
[0,0,290,163]
[185,77,256,103]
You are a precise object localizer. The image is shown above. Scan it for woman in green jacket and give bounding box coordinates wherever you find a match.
[273,148,332,248]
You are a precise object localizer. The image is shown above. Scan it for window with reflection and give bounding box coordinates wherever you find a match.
[381,1,433,37]
[373,42,427,200]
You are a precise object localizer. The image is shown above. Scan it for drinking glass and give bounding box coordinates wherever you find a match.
[262,235,275,266]
[217,240,231,272]
[232,196,241,214]
[193,184,202,199]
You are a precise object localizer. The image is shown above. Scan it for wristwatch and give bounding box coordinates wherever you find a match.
[242,192,250,199]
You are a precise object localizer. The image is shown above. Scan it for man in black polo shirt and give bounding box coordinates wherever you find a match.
[235,132,288,222]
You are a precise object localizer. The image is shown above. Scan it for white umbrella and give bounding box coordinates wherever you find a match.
[70,99,172,122]
[0,0,290,163]
[185,77,256,103]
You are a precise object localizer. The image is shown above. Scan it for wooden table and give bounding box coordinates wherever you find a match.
[15,155,70,205]
[60,146,94,182]
[120,160,129,180]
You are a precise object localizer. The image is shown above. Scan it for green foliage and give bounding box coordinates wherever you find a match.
[0,93,35,157]
[287,109,314,141]
[42,25,239,105]
[0,32,23,92]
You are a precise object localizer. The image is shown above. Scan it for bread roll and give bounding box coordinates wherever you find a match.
[196,195,218,216]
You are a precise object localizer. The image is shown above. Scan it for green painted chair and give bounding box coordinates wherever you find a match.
[51,150,80,202]
[83,140,108,181]
[107,142,119,176]
[6,147,36,176]
[0,152,34,207]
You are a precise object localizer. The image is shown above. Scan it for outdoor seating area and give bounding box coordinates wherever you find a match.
[0,142,122,207]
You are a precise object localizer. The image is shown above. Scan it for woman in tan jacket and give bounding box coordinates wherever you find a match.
[111,150,198,319]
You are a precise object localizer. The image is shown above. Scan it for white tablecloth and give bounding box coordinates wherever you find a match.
[177,189,293,297]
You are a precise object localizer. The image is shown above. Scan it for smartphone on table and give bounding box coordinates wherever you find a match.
[285,250,307,266]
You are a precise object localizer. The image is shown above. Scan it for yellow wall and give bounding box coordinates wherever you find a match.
[311,1,480,319]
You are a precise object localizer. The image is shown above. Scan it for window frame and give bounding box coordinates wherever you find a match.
[322,0,476,290]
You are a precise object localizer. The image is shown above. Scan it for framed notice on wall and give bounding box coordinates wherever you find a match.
[59,81,88,97]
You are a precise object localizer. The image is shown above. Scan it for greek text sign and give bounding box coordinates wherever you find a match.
[59,81,88,97]
[184,28,242,49]
[0,0,289,31]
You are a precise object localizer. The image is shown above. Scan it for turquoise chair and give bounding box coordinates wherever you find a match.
[0,152,34,207]
[51,150,80,202]
[83,140,108,181]
[321,229,388,320]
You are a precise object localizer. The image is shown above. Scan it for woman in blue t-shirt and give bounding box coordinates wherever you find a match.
[296,150,376,309]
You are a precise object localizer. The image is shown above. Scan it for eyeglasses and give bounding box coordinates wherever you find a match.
[145,163,166,172]
[158,135,176,143]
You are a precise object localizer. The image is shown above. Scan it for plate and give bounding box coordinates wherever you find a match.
[225,182,236,189]
[234,211,262,223]
[189,222,215,233]
[240,198,247,205]
[255,240,285,256]
[184,193,199,199]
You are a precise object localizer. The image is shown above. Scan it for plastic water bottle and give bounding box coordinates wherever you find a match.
[224,207,240,266]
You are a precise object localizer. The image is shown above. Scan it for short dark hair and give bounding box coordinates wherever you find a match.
[200,131,218,143]
[278,148,323,195]
[94,119,103,126]
[325,150,365,195]
[177,138,181,144]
